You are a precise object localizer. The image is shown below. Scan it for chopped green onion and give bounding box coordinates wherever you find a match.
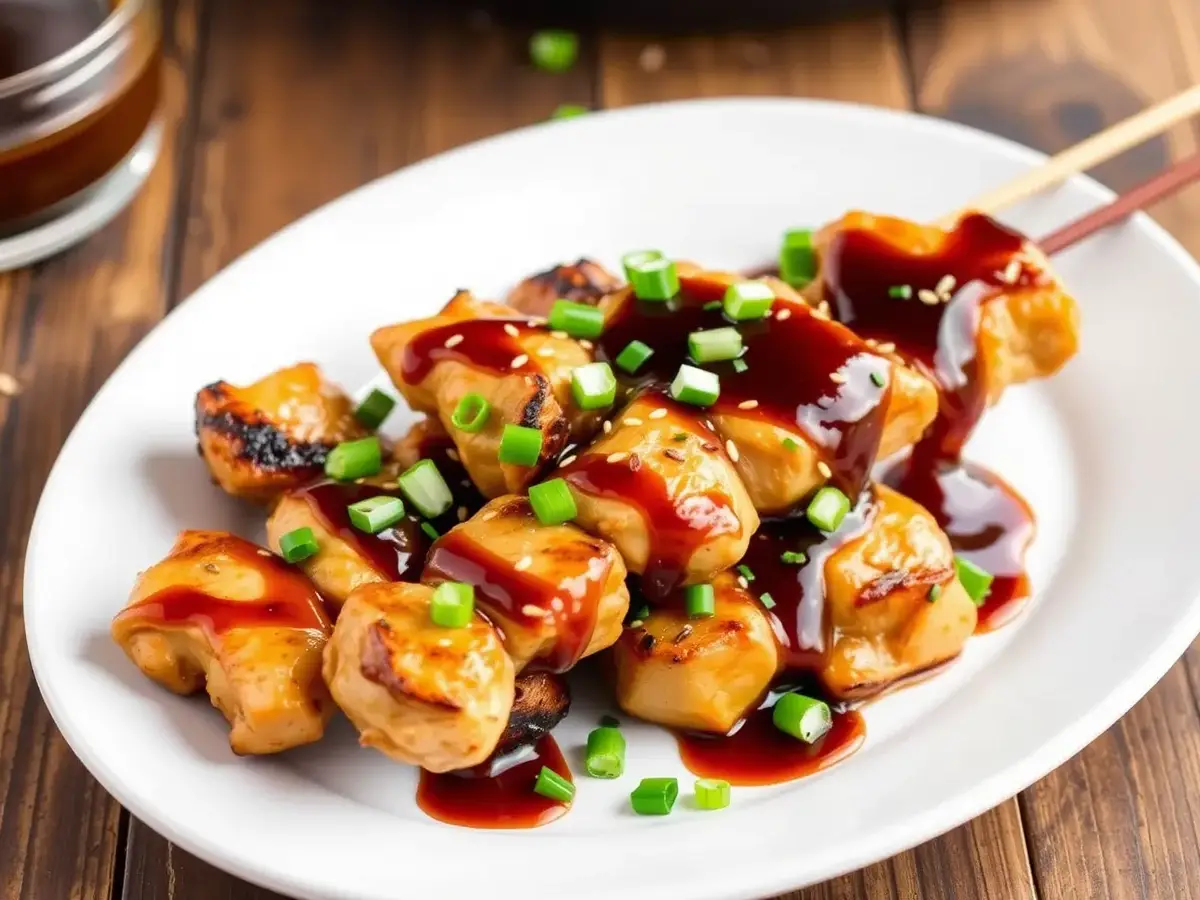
[772,692,832,743]
[585,726,626,778]
[694,778,731,811]
[672,432,688,442]
[621,250,663,282]
[630,777,678,816]
[628,257,679,301]
[759,592,776,609]
[731,357,749,374]
[780,551,808,565]
[354,389,396,430]
[421,521,440,540]
[571,361,617,410]
[551,103,589,120]
[806,485,850,532]
[779,229,817,287]
[499,424,544,466]
[529,478,577,525]
[627,603,650,622]
[889,284,913,299]
[324,437,382,481]
[870,371,886,388]
[736,564,755,582]
[722,281,775,321]
[430,582,474,628]
[928,583,943,603]
[688,327,743,363]
[702,300,722,311]
[615,340,654,374]
[529,29,578,72]
[549,299,605,338]
[533,766,575,803]
[599,714,621,728]
[397,459,453,518]
[782,437,799,452]
[348,496,406,534]
[954,556,994,606]
[279,527,319,563]
[685,583,715,618]
[669,364,720,407]
[451,393,491,432]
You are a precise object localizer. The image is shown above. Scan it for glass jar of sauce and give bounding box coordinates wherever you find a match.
[0,0,161,259]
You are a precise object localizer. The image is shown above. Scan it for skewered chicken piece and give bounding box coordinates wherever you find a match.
[324,581,515,773]
[195,363,367,503]
[111,531,334,755]
[423,495,630,672]
[505,258,620,317]
[371,291,601,498]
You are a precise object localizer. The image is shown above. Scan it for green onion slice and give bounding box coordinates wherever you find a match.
[736,564,755,582]
[430,582,474,628]
[354,388,396,430]
[324,436,382,481]
[529,29,578,72]
[585,726,626,779]
[498,424,544,466]
[615,339,654,374]
[731,357,749,374]
[451,393,490,433]
[630,777,679,816]
[779,229,817,288]
[782,436,799,452]
[870,370,886,388]
[421,521,440,540]
[780,551,808,565]
[928,583,943,603]
[549,299,605,338]
[279,527,319,563]
[806,485,850,532]
[347,496,406,534]
[533,766,576,804]
[688,326,743,363]
[628,257,680,301]
[397,459,453,518]
[621,250,663,282]
[772,692,832,744]
[954,556,994,606]
[722,281,775,321]
[759,591,776,609]
[685,583,715,618]
[571,361,617,410]
[669,364,720,407]
[694,778,731,811]
[528,478,577,526]
[889,284,913,299]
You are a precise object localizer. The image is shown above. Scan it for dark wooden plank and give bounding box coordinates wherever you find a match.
[121,2,596,895]
[905,0,1200,897]
[599,16,1036,900]
[0,2,206,899]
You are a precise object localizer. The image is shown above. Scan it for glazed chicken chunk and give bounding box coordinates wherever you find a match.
[111,531,334,755]
[423,495,630,672]
[195,362,367,503]
[324,581,515,772]
[371,291,600,498]
[505,257,620,318]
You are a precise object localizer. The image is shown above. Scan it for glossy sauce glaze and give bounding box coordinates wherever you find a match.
[819,213,1041,627]
[676,688,864,786]
[114,536,329,636]
[400,317,542,385]
[416,735,572,829]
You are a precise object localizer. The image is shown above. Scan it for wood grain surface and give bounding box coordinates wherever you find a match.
[2,0,1198,898]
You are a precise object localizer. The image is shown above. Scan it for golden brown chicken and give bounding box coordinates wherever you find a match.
[506,258,620,317]
[423,495,630,672]
[323,581,515,773]
[111,531,334,755]
[195,363,368,503]
[371,291,600,498]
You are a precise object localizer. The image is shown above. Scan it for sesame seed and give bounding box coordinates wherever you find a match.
[704,420,715,431]
[817,461,832,478]
[812,304,830,320]
[528,316,548,326]
[664,448,685,462]
[0,373,20,396]
[629,453,642,471]
[935,274,957,297]
[551,330,568,339]
[457,506,468,521]
[629,620,644,629]
[918,289,940,306]
[580,339,594,350]
[865,338,878,348]
[515,555,533,571]
[673,624,693,644]
[1004,259,1022,283]
[649,408,668,419]
[446,448,460,462]
[737,399,759,410]
[256,549,272,557]
[444,334,464,348]
[624,417,643,427]
[602,420,613,434]
[737,575,749,589]
[725,439,740,462]
[830,371,847,384]
[522,604,547,618]
[511,354,529,368]
[504,323,520,338]
[776,308,792,321]
[876,341,896,354]
[381,481,400,490]
[607,452,628,464]
[537,347,556,357]
[558,454,577,468]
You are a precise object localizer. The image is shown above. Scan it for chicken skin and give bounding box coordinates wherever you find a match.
[423,495,630,672]
[111,531,334,755]
[505,258,620,317]
[195,363,367,503]
[324,582,515,773]
[371,291,600,498]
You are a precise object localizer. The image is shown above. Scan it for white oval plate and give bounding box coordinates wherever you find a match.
[25,98,1200,900]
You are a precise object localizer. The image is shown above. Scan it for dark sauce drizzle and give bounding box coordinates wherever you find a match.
[416,735,572,829]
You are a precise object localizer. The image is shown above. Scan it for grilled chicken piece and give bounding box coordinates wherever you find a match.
[195,363,367,503]
[612,574,780,733]
[324,581,515,772]
[423,495,630,672]
[821,484,976,699]
[558,390,760,597]
[492,672,571,758]
[371,291,600,498]
[111,531,334,755]
[505,258,620,317]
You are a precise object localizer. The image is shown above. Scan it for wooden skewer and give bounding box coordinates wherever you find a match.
[936,83,1200,228]
[1039,152,1200,254]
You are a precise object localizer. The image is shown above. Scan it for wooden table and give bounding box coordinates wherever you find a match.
[4,1,1200,897]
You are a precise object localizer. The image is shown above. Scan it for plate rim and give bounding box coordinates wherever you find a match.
[24,95,1200,900]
